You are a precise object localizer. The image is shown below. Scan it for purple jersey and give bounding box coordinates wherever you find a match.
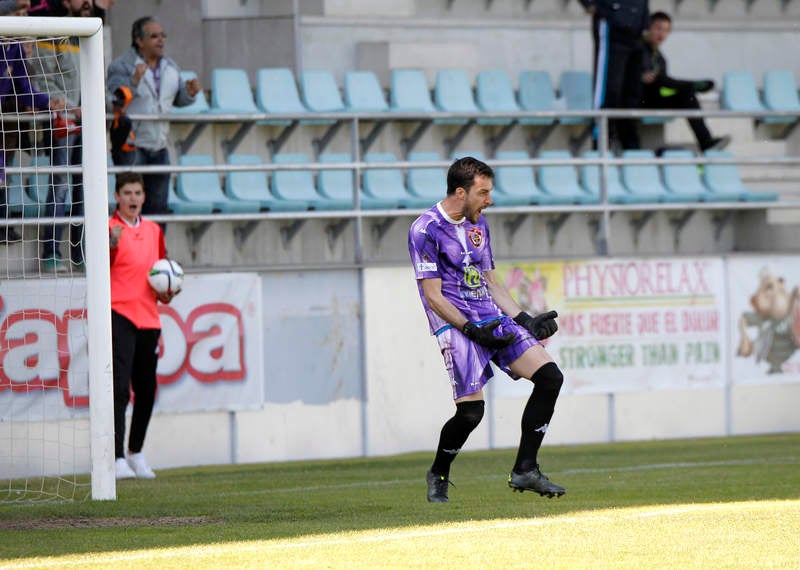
[408,203,503,335]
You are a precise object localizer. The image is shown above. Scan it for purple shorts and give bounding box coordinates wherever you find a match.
[435,315,539,400]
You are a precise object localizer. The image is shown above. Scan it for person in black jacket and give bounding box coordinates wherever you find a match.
[580,0,649,150]
[642,11,730,152]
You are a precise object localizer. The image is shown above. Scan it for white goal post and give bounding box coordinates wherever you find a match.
[0,17,114,501]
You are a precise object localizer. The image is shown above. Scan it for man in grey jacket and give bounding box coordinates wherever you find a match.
[106,16,200,218]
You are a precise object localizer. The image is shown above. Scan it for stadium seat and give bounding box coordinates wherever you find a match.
[171,70,209,114]
[659,149,713,202]
[433,69,481,125]
[176,154,260,213]
[389,69,436,113]
[620,150,669,203]
[559,71,593,125]
[226,154,308,212]
[272,153,349,210]
[318,153,397,209]
[517,70,557,126]
[168,177,215,215]
[474,70,517,126]
[537,150,599,204]
[255,67,312,125]
[362,152,431,209]
[703,150,778,202]
[344,71,389,112]
[6,156,42,217]
[299,70,346,113]
[721,71,765,112]
[407,151,447,201]
[209,68,259,114]
[492,150,550,206]
[761,70,800,124]
[581,151,650,204]
[28,153,52,210]
[107,153,116,214]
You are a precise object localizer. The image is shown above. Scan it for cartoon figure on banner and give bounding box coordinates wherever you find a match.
[736,267,800,374]
[505,267,550,339]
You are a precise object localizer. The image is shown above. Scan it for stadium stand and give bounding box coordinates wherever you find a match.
[171,71,210,115]
[537,150,599,205]
[558,71,593,125]
[660,149,718,202]
[177,154,261,213]
[761,70,800,125]
[362,152,432,209]
[517,70,557,126]
[389,69,437,113]
[226,154,308,212]
[318,153,398,209]
[492,150,549,206]
[300,70,346,113]
[579,150,647,204]
[721,71,766,113]
[703,150,778,202]
[6,156,43,218]
[255,67,309,123]
[210,68,259,114]
[406,151,447,201]
[620,150,671,203]
[272,153,350,210]
[344,71,389,112]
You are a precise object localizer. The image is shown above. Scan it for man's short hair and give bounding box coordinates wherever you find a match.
[447,156,494,195]
[131,16,158,48]
[115,171,145,193]
[651,11,672,24]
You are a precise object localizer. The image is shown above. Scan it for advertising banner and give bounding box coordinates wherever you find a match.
[494,257,727,396]
[0,273,263,421]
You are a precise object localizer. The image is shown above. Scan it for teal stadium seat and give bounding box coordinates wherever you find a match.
[362,152,431,209]
[168,177,215,215]
[434,69,482,125]
[300,70,346,113]
[6,156,42,217]
[703,150,778,202]
[389,69,436,113]
[255,67,316,126]
[580,151,641,203]
[761,70,800,125]
[620,150,669,203]
[318,153,397,209]
[537,150,599,204]
[492,150,552,206]
[721,71,765,112]
[177,154,260,213]
[559,71,593,125]
[344,71,389,112]
[171,70,209,114]
[226,154,308,212]
[108,153,116,214]
[518,70,557,126]
[29,153,52,212]
[474,70,517,126]
[210,68,259,114]
[407,151,447,202]
[272,153,348,210]
[660,149,715,202]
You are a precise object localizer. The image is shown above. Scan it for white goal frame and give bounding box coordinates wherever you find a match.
[0,17,115,500]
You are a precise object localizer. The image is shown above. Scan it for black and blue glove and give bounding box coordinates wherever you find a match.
[462,320,516,349]
[514,310,559,340]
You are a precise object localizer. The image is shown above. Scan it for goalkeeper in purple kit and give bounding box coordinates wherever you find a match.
[408,157,566,502]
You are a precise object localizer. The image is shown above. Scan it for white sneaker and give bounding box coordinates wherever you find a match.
[115,457,136,479]
[127,452,156,479]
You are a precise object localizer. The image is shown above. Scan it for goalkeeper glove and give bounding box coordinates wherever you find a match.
[462,320,516,349]
[514,310,559,340]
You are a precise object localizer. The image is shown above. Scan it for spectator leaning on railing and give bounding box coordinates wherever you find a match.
[106,15,200,220]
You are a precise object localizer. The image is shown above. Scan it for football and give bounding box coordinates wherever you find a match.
[147,258,184,295]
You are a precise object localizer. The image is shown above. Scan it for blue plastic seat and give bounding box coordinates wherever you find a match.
[107,153,116,214]
[620,150,669,203]
[171,70,209,114]
[703,150,778,202]
[344,71,389,112]
[474,70,517,126]
[168,177,215,214]
[363,152,430,209]
[226,154,308,212]
[493,150,552,206]
[318,153,397,209]
[300,70,346,113]
[407,151,446,201]
[177,154,259,213]
[518,70,557,126]
[559,71,593,125]
[255,67,317,126]
[580,151,641,204]
[210,68,259,114]
[6,156,42,217]
[272,153,348,211]
[721,71,765,112]
[389,69,436,113]
[659,149,712,202]
[538,150,599,204]
[434,69,482,125]
[762,70,800,124]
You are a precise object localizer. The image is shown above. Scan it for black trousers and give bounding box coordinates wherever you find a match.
[111,310,161,459]
[643,80,713,150]
[592,19,643,150]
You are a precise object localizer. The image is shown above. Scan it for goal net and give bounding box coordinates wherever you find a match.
[0,18,114,501]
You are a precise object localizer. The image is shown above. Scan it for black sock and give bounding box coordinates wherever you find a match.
[513,363,563,473]
[430,400,485,477]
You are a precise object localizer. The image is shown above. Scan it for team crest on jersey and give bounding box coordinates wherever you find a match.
[467,227,483,247]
